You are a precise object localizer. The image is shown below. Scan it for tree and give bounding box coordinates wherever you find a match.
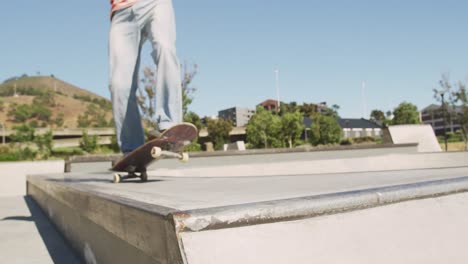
[33,91,56,107]
[10,124,35,142]
[308,114,342,146]
[370,109,388,126]
[437,75,468,150]
[181,63,198,117]
[280,102,299,115]
[8,104,30,122]
[79,130,98,153]
[137,62,198,128]
[392,102,420,125]
[206,118,233,150]
[137,67,157,128]
[280,111,304,148]
[10,124,37,160]
[452,83,468,150]
[184,111,204,130]
[434,74,452,151]
[34,130,54,159]
[31,104,52,122]
[323,104,340,118]
[77,104,108,128]
[77,114,91,128]
[298,103,317,116]
[246,106,282,148]
[55,113,65,128]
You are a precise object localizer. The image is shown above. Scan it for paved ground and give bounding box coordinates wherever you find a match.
[0,161,64,197]
[0,196,80,264]
[0,160,79,263]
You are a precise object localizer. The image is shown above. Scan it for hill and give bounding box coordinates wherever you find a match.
[1,76,107,100]
[0,76,113,129]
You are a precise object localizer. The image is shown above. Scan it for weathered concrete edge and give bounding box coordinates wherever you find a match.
[173,176,468,233]
[63,143,418,172]
[189,143,419,158]
[26,175,185,264]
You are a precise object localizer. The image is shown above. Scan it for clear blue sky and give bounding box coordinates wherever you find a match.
[1,0,468,118]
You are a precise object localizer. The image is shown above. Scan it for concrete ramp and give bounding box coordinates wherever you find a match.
[388,124,442,152]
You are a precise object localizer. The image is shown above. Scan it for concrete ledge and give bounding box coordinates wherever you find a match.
[27,176,184,264]
[147,152,468,178]
[63,143,418,173]
[174,176,468,232]
[191,143,418,158]
[27,167,468,263]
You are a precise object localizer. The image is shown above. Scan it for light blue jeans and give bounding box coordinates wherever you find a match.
[109,0,182,153]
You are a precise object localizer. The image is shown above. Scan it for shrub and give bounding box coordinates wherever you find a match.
[340,138,353,145]
[79,130,98,153]
[352,136,375,144]
[184,142,202,152]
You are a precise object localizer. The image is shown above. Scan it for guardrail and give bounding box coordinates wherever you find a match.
[0,127,116,137]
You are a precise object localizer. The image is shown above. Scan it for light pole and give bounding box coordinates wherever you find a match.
[0,122,5,145]
[362,81,367,118]
[436,91,448,152]
[275,69,280,113]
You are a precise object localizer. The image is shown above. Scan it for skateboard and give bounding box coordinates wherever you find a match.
[111,123,198,183]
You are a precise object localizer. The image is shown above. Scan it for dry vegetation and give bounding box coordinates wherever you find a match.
[440,142,467,152]
[0,76,112,129]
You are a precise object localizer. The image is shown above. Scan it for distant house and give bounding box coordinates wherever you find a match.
[258,99,281,113]
[421,104,463,136]
[303,117,383,139]
[218,107,256,127]
[338,118,383,138]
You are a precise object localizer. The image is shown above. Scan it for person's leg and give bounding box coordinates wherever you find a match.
[109,8,145,153]
[147,0,183,131]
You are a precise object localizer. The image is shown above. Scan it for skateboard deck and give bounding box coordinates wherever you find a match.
[111,123,197,183]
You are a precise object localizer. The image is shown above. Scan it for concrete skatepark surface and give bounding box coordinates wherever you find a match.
[24,148,468,264]
[0,160,64,197]
[0,196,80,263]
[0,160,80,264]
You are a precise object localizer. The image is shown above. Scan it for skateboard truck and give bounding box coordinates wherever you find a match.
[150,147,189,162]
[111,123,197,184]
[113,169,148,184]
[113,147,189,183]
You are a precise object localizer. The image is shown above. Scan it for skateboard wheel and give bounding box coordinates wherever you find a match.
[151,147,162,158]
[113,174,121,183]
[179,152,189,162]
[140,171,148,182]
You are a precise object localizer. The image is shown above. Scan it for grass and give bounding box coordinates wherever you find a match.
[440,141,467,152]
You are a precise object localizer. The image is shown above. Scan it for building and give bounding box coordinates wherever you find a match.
[421,104,463,136]
[338,118,383,138]
[258,99,280,113]
[315,102,330,115]
[303,117,382,139]
[218,107,256,127]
